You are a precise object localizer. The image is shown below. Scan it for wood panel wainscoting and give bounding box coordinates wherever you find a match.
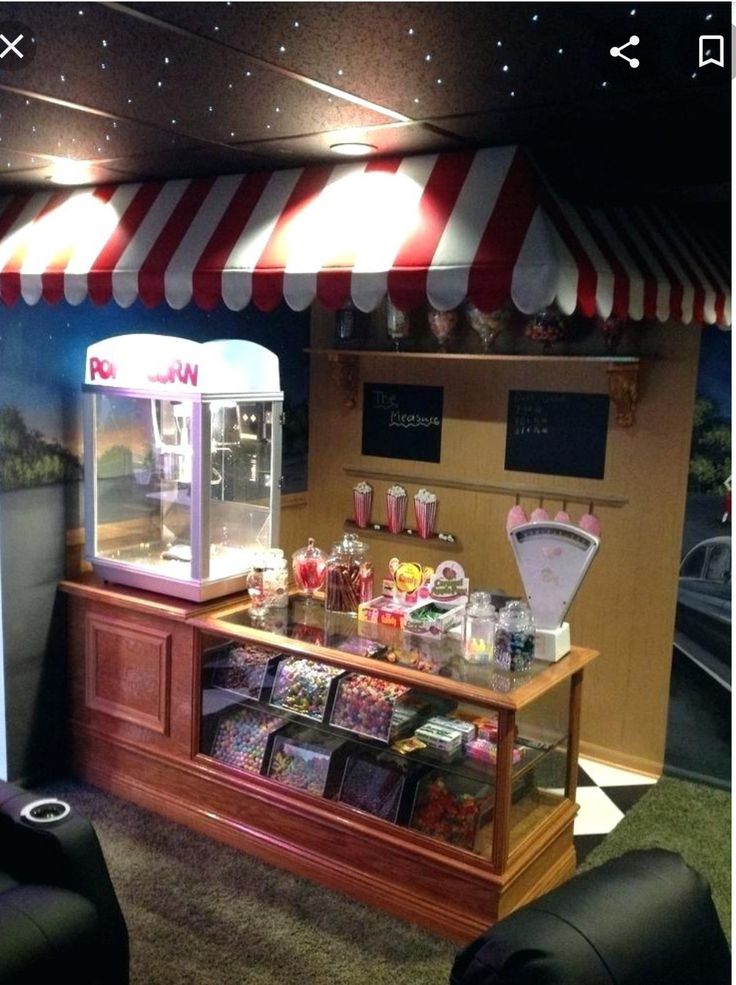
[60,578,597,943]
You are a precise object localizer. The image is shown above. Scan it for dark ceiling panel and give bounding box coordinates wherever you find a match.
[101,144,271,182]
[0,89,203,161]
[0,2,390,145]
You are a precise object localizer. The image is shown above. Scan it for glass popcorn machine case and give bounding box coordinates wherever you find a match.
[83,334,283,601]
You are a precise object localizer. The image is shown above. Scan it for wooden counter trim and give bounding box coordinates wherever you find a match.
[196,610,598,711]
[59,576,250,623]
[505,799,578,875]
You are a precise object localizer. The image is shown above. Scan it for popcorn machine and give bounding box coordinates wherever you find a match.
[83,334,283,601]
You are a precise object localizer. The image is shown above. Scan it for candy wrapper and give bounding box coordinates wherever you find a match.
[414,488,438,539]
[386,484,408,534]
[352,481,373,528]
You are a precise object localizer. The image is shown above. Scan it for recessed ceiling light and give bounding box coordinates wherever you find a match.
[49,159,92,185]
[329,142,378,156]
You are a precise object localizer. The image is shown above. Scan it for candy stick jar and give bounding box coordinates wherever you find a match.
[324,532,374,614]
[463,592,496,664]
[291,538,327,602]
[494,600,535,672]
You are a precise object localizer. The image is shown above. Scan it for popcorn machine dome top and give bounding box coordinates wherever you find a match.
[83,334,283,602]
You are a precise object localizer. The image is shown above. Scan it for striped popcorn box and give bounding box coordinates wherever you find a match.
[414,489,438,539]
[386,486,407,534]
[352,482,373,528]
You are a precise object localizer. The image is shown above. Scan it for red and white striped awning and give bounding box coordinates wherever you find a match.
[0,146,730,325]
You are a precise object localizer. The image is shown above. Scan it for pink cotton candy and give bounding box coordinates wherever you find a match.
[530,508,550,523]
[555,510,571,523]
[579,513,602,538]
[506,505,528,531]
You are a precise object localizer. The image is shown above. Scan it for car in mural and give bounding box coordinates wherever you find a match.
[675,536,731,689]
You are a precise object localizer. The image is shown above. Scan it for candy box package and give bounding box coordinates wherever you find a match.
[210,705,286,775]
[210,643,281,702]
[409,770,492,852]
[329,673,419,743]
[269,657,345,723]
[358,596,414,630]
[414,721,463,759]
[403,601,466,637]
[337,750,423,824]
[265,724,348,798]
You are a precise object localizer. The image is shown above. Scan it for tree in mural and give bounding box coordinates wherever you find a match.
[0,405,82,491]
[688,397,731,494]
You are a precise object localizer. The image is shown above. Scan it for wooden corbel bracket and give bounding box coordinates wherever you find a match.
[606,362,640,427]
[327,352,360,411]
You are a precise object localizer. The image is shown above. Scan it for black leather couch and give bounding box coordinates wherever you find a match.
[451,849,730,985]
[0,780,128,985]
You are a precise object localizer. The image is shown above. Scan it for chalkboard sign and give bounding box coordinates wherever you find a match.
[362,383,443,463]
[505,390,609,479]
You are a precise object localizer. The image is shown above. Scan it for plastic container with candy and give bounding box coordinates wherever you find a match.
[409,769,492,851]
[265,725,348,798]
[337,750,420,823]
[330,673,417,743]
[210,705,285,775]
[269,656,345,723]
[211,643,281,702]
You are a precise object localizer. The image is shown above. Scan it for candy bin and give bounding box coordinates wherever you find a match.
[324,532,374,614]
[291,537,327,602]
[266,725,348,798]
[338,751,420,823]
[210,706,285,775]
[409,770,492,851]
[212,643,280,701]
[269,657,344,723]
[330,674,417,743]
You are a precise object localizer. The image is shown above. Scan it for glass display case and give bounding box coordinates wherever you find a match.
[83,335,283,601]
[197,595,593,870]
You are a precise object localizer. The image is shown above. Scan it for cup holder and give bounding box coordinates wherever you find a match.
[20,798,71,825]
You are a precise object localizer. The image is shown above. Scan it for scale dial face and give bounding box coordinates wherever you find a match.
[508,521,599,630]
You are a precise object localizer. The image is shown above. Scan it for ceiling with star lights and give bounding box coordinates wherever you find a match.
[0,2,730,205]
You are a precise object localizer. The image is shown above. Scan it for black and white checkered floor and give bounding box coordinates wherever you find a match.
[567,757,657,862]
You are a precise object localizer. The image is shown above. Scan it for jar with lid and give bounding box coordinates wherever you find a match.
[463,592,496,664]
[246,549,288,616]
[291,537,327,602]
[494,601,535,672]
[324,532,374,614]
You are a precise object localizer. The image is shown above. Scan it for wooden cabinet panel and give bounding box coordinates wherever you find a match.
[85,615,171,734]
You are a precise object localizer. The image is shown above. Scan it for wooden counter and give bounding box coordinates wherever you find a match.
[60,577,597,942]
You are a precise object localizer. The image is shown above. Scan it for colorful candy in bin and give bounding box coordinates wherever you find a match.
[410,772,491,851]
[337,752,412,823]
[270,657,344,722]
[210,707,285,774]
[330,674,413,742]
[215,644,279,700]
[266,726,347,797]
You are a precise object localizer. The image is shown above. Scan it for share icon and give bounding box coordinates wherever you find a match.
[610,35,640,68]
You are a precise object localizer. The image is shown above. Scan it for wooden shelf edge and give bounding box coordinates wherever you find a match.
[342,467,629,508]
[307,348,645,364]
[344,518,460,549]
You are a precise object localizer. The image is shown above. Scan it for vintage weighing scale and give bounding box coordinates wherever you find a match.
[508,521,599,662]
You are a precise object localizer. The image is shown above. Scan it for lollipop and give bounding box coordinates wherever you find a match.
[554,510,571,523]
[530,507,550,523]
[579,513,602,538]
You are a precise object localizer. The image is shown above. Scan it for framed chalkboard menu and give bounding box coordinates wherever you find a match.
[505,390,609,479]
[362,383,443,463]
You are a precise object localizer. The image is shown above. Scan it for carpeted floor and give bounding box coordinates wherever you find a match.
[38,775,731,984]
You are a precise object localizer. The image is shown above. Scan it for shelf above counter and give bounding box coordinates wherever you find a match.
[307,349,644,426]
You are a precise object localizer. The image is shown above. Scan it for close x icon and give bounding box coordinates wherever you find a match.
[0,20,37,68]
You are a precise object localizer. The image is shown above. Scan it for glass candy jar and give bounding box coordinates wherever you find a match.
[246,549,289,616]
[324,532,374,614]
[291,537,327,602]
[494,601,535,672]
[463,592,496,664]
